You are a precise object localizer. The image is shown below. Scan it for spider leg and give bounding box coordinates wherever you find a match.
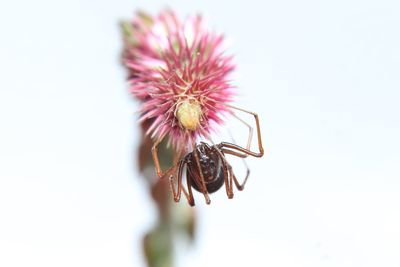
[151,138,179,179]
[230,165,249,191]
[231,112,253,151]
[184,168,195,206]
[169,159,185,202]
[220,105,264,157]
[151,138,195,204]
[193,143,211,205]
[221,148,250,190]
[221,148,247,158]
[169,156,196,206]
[225,161,234,198]
[213,146,234,199]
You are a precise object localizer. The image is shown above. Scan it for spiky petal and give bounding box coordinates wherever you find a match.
[122,10,235,152]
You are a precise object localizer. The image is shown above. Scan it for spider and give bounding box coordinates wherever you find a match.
[151,106,264,206]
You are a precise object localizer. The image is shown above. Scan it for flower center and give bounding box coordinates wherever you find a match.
[176,99,202,131]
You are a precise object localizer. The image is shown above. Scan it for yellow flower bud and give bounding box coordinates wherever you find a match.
[176,100,202,131]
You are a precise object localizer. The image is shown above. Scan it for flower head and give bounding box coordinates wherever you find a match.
[122,10,235,152]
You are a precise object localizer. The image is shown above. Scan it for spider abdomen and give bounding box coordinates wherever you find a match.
[186,144,225,194]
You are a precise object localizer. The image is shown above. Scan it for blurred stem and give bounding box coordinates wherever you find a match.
[138,122,196,267]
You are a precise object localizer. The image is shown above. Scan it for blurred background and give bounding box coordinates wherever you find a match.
[1,0,400,266]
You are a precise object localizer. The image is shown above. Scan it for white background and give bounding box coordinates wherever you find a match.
[1,0,400,266]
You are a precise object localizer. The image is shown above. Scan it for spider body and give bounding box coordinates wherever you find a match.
[151,106,264,206]
[186,143,225,194]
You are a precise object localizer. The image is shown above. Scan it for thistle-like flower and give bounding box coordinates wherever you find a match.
[122,10,235,152]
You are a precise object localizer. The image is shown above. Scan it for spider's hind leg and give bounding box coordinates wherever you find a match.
[221,148,250,191]
[184,169,195,206]
[169,159,184,203]
[151,138,178,179]
[170,157,196,206]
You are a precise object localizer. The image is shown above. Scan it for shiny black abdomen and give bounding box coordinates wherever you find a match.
[186,144,225,193]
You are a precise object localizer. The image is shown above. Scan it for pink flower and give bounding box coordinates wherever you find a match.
[122,10,235,152]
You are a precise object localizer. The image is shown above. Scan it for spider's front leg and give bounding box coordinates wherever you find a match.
[220,105,264,158]
[231,112,253,151]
